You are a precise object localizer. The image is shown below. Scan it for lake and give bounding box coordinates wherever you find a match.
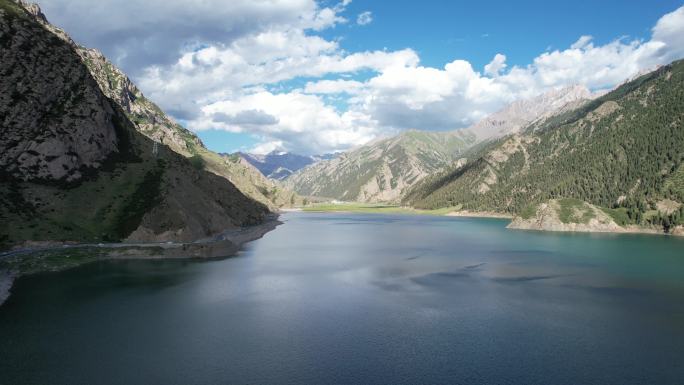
[1,212,684,384]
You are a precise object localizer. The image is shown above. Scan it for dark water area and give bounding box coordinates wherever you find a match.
[1,213,684,384]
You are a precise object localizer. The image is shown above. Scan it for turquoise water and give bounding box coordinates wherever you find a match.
[1,213,683,384]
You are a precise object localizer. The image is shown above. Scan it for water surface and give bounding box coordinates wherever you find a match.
[1,213,684,384]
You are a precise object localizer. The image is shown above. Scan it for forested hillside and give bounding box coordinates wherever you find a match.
[404,59,684,231]
[284,85,592,203]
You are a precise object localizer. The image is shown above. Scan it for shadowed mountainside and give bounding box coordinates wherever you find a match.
[0,0,270,249]
[16,1,301,210]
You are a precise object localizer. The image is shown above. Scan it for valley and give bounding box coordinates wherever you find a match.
[2,0,683,296]
[2,1,684,384]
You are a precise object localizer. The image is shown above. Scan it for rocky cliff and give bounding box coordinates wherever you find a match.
[469,85,593,140]
[0,0,269,248]
[77,46,301,210]
[18,0,202,157]
[16,0,300,210]
[0,1,119,182]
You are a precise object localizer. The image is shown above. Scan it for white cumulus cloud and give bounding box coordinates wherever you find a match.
[193,91,377,154]
[651,5,684,62]
[38,0,351,75]
[176,5,684,153]
[357,11,373,26]
[37,1,684,154]
[484,53,507,77]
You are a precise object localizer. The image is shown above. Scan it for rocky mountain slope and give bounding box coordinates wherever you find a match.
[469,85,592,140]
[285,85,593,203]
[17,1,299,210]
[0,0,269,248]
[219,153,301,207]
[284,130,476,203]
[0,4,118,182]
[404,60,684,234]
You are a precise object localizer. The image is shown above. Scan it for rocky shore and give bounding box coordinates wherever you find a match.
[507,199,683,236]
[507,200,623,233]
[0,217,281,307]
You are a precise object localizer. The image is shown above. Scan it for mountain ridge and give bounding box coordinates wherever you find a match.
[470,85,593,140]
[237,151,335,180]
[285,85,595,203]
[284,130,476,202]
[403,59,684,233]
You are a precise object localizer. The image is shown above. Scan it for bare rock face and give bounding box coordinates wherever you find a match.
[14,0,202,158]
[469,85,594,140]
[76,47,301,209]
[75,47,203,157]
[0,0,271,249]
[14,1,301,210]
[16,0,74,44]
[0,2,119,182]
[671,226,684,236]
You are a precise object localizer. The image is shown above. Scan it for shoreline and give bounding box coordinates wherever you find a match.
[507,220,682,238]
[297,206,679,237]
[299,203,504,217]
[300,205,513,219]
[3,212,680,307]
[0,217,282,308]
[507,224,681,237]
[278,208,303,213]
[444,210,513,219]
[505,200,683,238]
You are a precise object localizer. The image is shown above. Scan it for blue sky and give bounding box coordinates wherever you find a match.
[194,130,257,154]
[197,0,683,154]
[329,0,679,69]
[40,0,684,155]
